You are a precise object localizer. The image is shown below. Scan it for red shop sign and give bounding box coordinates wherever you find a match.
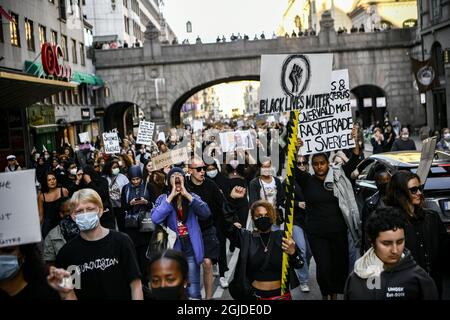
[41,42,72,81]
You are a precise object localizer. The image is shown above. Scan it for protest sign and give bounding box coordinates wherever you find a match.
[78,132,90,143]
[259,54,333,114]
[219,130,254,153]
[103,132,120,154]
[0,170,41,248]
[193,120,203,133]
[136,120,155,145]
[298,69,355,155]
[416,136,437,184]
[151,147,189,170]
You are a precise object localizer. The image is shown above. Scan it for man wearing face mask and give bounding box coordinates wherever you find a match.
[436,127,450,151]
[249,158,285,230]
[0,244,60,300]
[360,166,391,254]
[51,188,143,300]
[105,160,129,232]
[391,127,416,151]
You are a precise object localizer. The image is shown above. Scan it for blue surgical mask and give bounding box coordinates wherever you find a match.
[74,212,99,231]
[0,255,20,281]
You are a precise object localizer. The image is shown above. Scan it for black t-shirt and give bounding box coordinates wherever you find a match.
[187,178,223,231]
[0,278,60,301]
[299,174,347,235]
[55,230,141,300]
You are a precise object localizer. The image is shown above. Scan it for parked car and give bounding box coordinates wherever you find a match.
[354,150,450,233]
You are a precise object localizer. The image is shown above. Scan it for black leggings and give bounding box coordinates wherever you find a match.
[308,231,349,296]
[216,226,229,277]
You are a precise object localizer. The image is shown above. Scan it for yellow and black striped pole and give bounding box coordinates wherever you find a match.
[281,110,299,294]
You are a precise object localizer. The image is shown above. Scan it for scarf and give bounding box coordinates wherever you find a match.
[354,247,385,279]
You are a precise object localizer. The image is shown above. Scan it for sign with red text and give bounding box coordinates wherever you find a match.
[41,42,72,81]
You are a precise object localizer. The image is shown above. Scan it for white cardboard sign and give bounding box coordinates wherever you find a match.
[136,120,155,145]
[102,132,121,154]
[219,130,255,153]
[0,170,42,248]
[78,132,90,143]
[259,53,333,114]
[299,69,355,155]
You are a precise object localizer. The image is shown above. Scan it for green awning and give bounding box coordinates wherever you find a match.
[30,124,60,134]
[72,71,104,86]
[24,61,103,86]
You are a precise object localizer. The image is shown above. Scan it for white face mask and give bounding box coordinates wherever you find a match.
[206,169,218,179]
[229,160,239,169]
[444,133,450,140]
[112,168,120,176]
[74,212,99,231]
[118,161,123,167]
[69,168,77,176]
[260,167,273,177]
[401,134,409,140]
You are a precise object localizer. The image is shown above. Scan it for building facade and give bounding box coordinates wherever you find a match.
[278,0,418,35]
[83,0,175,48]
[419,0,450,132]
[0,0,104,169]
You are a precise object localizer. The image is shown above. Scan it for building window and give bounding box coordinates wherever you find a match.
[59,0,67,21]
[61,35,68,61]
[71,39,77,63]
[39,25,46,46]
[51,30,58,45]
[430,0,441,22]
[25,18,35,51]
[124,16,130,34]
[80,42,85,65]
[9,12,20,47]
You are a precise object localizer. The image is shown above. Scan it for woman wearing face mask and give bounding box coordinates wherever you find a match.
[436,127,450,151]
[151,167,211,299]
[344,207,438,300]
[104,160,129,232]
[38,172,70,239]
[0,244,59,300]
[48,188,143,300]
[226,198,303,300]
[62,163,81,196]
[43,200,80,267]
[249,158,285,230]
[144,249,189,300]
[385,171,449,298]
[391,127,417,151]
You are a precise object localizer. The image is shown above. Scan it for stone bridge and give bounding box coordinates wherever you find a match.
[94,18,423,130]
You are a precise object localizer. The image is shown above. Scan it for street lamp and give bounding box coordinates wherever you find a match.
[294,15,302,34]
[186,21,192,33]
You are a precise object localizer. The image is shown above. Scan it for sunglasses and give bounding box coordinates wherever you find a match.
[297,161,308,166]
[409,185,424,194]
[191,166,206,172]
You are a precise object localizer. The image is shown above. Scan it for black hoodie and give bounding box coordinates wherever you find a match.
[344,250,438,300]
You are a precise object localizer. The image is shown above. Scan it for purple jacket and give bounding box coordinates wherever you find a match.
[151,193,211,265]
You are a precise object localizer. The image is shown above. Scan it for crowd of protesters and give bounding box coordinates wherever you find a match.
[1,116,449,301]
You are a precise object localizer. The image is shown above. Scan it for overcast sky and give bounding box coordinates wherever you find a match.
[161,0,286,43]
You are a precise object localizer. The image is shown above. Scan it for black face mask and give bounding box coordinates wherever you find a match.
[377,183,388,196]
[254,216,272,232]
[150,285,185,300]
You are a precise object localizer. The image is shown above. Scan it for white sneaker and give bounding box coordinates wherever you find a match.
[300,284,310,292]
[212,264,219,277]
[219,277,229,288]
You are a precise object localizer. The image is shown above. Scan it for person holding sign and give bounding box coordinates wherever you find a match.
[296,129,362,300]
[225,197,304,300]
[151,167,211,300]
[0,244,60,300]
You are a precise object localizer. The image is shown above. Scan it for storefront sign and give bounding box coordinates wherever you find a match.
[41,42,72,81]
[94,108,105,117]
[81,108,90,119]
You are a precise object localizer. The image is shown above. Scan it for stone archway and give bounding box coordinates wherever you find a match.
[104,101,143,138]
[170,75,260,126]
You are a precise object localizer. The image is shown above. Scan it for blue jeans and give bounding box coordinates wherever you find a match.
[180,236,201,299]
[292,225,312,284]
